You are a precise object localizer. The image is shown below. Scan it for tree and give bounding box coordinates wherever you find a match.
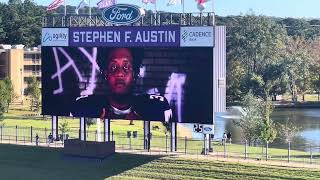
[0,81,7,125]
[281,18,320,40]
[59,119,70,140]
[86,118,96,138]
[235,92,277,145]
[25,77,41,111]
[227,14,287,101]
[0,0,44,47]
[234,92,263,145]
[2,77,14,112]
[278,118,300,143]
[0,16,6,42]
[259,100,277,143]
[226,60,246,101]
[284,36,313,102]
[310,37,320,100]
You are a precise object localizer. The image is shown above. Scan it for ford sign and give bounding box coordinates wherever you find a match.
[202,124,214,134]
[203,127,212,131]
[102,4,141,25]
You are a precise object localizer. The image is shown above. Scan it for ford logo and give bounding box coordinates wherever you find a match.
[204,127,212,131]
[102,4,141,25]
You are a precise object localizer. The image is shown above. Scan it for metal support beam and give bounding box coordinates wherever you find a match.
[170,122,177,152]
[104,119,110,142]
[42,13,214,27]
[80,117,86,141]
[96,118,101,142]
[144,121,150,150]
[51,116,58,140]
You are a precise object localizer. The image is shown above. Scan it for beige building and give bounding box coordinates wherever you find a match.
[0,44,41,102]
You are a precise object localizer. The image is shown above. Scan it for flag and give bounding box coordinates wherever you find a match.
[97,0,116,9]
[142,0,156,4]
[47,0,64,11]
[196,0,210,11]
[197,0,208,3]
[167,0,182,6]
[75,0,89,14]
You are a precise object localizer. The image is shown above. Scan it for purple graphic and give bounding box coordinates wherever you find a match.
[51,47,99,96]
[69,26,180,47]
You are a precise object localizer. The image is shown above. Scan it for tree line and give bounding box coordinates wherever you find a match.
[216,15,320,102]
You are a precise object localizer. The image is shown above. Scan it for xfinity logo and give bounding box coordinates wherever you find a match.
[102,4,141,25]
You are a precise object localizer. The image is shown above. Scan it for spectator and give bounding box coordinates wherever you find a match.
[35,133,39,146]
[222,132,227,145]
[48,133,53,144]
[227,132,232,144]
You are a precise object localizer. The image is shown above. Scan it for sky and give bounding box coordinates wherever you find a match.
[0,0,319,18]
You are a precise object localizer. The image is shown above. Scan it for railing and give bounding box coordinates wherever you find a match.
[0,125,319,165]
[42,13,214,27]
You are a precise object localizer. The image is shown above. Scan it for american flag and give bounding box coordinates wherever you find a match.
[97,0,116,9]
[47,0,64,11]
[142,0,156,4]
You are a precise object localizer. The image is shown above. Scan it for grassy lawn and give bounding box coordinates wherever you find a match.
[0,144,318,180]
[1,106,319,165]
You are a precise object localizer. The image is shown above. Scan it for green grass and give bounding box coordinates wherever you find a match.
[2,106,319,165]
[0,144,319,180]
[281,93,320,102]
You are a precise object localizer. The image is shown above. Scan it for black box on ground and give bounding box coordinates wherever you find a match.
[63,139,115,159]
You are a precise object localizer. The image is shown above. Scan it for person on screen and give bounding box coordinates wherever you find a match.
[73,47,172,122]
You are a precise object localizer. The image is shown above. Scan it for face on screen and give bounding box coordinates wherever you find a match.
[104,48,134,95]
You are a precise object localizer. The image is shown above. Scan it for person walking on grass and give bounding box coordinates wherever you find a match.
[227,132,232,144]
[35,133,39,146]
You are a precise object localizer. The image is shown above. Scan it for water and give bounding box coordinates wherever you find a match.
[185,107,320,149]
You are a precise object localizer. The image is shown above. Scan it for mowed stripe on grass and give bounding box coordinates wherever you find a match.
[113,157,320,179]
[0,144,319,180]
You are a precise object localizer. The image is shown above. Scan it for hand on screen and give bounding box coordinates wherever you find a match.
[100,108,107,121]
[125,111,142,120]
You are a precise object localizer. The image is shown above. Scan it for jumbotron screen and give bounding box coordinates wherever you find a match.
[41,26,215,124]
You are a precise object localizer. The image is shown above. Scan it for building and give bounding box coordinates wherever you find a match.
[0,44,41,102]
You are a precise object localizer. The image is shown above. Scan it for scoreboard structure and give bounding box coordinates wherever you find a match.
[42,6,225,154]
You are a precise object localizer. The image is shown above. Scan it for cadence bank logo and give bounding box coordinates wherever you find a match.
[42,28,69,46]
[181,30,189,42]
[180,27,214,47]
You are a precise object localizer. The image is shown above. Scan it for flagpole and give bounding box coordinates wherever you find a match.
[64,0,67,16]
[212,0,215,25]
[182,0,185,14]
[89,0,92,16]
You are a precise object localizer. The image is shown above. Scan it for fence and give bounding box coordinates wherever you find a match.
[0,125,319,165]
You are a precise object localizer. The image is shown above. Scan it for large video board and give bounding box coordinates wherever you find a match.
[41,26,215,124]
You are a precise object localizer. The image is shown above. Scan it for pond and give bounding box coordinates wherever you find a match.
[185,107,320,151]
